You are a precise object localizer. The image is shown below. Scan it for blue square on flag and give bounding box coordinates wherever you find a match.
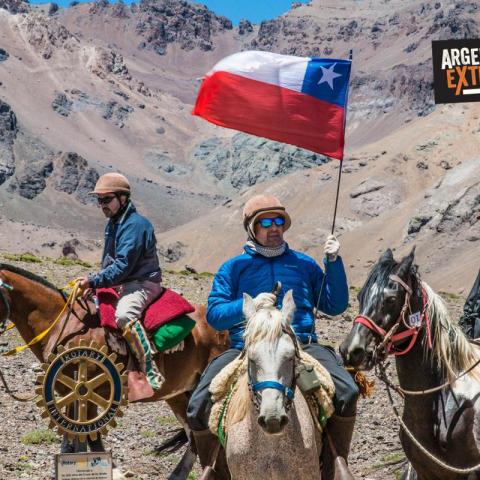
[301,59,351,107]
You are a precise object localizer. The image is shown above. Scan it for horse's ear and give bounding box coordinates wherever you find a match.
[243,293,256,320]
[379,249,394,263]
[281,290,296,326]
[396,246,416,279]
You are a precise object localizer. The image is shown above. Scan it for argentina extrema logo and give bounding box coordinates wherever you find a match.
[432,39,480,104]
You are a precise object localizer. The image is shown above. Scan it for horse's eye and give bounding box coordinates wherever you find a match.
[385,296,397,305]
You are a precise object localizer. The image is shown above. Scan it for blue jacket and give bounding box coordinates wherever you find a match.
[89,202,162,288]
[207,244,349,349]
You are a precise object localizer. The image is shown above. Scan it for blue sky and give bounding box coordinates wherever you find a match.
[29,0,310,25]
[185,0,311,25]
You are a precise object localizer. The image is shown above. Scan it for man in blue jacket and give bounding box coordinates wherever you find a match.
[76,172,163,389]
[187,194,358,479]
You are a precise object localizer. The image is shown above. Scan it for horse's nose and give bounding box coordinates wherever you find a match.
[347,346,366,367]
[258,414,289,434]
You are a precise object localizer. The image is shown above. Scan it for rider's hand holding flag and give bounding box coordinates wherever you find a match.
[324,234,340,262]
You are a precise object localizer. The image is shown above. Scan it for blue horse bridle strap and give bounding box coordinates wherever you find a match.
[251,381,294,400]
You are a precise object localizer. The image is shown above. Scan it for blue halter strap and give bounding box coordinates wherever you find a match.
[251,380,294,400]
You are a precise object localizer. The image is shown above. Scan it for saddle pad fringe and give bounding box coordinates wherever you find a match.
[163,341,185,354]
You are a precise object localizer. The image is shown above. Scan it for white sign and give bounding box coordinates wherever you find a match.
[55,452,112,480]
[408,311,422,328]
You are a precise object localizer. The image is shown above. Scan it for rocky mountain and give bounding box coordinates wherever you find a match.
[0,0,478,291]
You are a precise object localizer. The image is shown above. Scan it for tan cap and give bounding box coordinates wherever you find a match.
[90,173,131,195]
[242,194,291,232]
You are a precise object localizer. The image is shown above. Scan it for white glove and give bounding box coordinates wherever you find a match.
[253,292,277,309]
[324,234,340,262]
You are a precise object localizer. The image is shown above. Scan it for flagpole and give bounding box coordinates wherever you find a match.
[313,49,353,319]
[330,49,352,235]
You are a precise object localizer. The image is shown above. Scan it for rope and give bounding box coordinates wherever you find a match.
[380,362,480,474]
[0,366,37,402]
[0,280,82,402]
[378,355,480,397]
[2,280,80,357]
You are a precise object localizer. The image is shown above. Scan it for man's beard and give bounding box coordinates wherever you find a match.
[265,232,283,247]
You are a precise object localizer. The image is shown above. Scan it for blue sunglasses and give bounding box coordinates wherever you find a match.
[256,217,286,228]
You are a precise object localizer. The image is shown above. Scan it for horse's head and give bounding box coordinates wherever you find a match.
[243,289,297,435]
[340,247,422,370]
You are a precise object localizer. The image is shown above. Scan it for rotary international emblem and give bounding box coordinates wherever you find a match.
[36,340,128,441]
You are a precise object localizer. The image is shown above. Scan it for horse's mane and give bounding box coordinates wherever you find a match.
[358,256,397,306]
[226,374,249,429]
[0,263,64,296]
[423,282,480,382]
[244,306,284,351]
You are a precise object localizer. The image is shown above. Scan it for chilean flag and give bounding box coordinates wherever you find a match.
[193,51,351,160]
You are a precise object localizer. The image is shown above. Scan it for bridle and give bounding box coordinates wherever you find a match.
[248,326,300,412]
[0,278,13,335]
[353,274,432,357]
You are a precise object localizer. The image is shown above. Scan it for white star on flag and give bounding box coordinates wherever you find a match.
[318,63,342,90]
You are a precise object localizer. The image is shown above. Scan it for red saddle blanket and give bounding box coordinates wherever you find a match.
[97,287,195,332]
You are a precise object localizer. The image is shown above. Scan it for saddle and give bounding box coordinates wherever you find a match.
[96,287,195,401]
[96,287,195,332]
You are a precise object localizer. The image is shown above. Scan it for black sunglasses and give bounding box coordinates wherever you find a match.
[97,195,116,205]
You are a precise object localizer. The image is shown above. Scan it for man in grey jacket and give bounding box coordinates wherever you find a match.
[77,172,163,389]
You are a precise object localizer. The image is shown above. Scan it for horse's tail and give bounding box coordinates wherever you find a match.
[154,428,189,455]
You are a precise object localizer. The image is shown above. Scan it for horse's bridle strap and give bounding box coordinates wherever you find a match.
[0,279,13,291]
[354,315,387,337]
[389,274,412,295]
[251,381,294,400]
[354,314,420,357]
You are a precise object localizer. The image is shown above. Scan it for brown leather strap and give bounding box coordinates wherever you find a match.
[389,274,412,295]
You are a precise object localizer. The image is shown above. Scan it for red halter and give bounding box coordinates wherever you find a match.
[353,275,432,356]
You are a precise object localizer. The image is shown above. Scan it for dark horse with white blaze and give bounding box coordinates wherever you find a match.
[0,263,229,480]
[339,248,480,480]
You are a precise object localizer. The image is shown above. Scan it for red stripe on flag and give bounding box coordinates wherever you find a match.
[193,71,346,160]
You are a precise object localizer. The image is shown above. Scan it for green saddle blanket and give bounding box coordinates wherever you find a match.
[151,314,195,352]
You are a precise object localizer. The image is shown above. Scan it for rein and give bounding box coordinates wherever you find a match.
[354,274,432,357]
[0,279,81,403]
[0,366,37,402]
[1,280,80,357]
[0,279,13,334]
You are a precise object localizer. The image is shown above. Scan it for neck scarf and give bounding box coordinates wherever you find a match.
[245,239,286,258]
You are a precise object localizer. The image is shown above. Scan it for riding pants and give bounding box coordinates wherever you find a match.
[115,280,163,329]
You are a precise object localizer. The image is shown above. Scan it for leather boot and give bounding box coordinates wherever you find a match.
[192,429,221,480]
[122,320,164,390]
[321,414,356,480]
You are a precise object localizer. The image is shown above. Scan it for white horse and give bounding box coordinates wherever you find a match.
[213,290,326,480]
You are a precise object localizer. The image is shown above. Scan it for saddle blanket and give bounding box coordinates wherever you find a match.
[97,287,195,332]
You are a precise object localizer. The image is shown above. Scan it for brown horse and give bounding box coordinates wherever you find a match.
[0,263,228,479]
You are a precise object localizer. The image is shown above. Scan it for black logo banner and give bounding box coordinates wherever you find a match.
[432,39,480,104]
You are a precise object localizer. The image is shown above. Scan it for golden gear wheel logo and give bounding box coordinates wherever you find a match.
[36,340,128,441]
